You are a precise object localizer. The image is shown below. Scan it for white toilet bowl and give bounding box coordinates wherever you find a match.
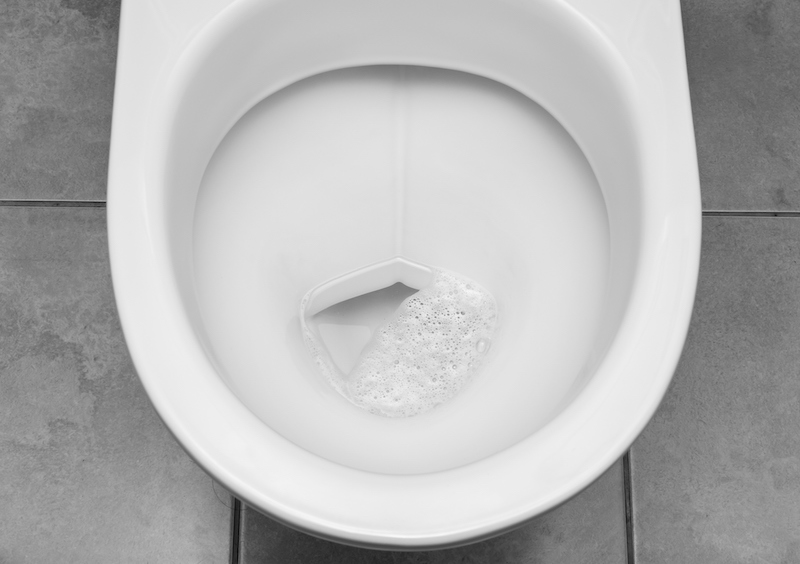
[108,0,701,548]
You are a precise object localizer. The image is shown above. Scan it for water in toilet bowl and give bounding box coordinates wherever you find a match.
[192,65,611,473]
[303,268,498,417]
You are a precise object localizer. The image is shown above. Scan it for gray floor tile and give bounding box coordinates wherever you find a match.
[683,0,800,211]
[0,1,118,200]
[631,217,800,563]
[240,459,627,564]
[0,207,230,563]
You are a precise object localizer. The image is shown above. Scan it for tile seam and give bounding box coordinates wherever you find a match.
[0,200,106,208]
[623,451,635,564]
[702,210,800,217]
[230,498,242,564]
[1,204,798,215]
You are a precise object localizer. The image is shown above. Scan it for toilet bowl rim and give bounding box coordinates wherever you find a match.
[108,0,701,548]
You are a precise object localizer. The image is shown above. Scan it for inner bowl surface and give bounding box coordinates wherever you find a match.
[193,65,611,474]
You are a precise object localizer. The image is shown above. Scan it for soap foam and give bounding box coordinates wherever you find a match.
[303,268,498,417]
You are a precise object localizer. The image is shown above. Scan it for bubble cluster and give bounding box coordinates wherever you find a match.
[303,268,498,418]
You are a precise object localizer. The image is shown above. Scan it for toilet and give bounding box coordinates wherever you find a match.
[107,0,701,548]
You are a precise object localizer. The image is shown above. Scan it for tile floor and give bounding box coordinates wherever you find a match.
[1,0,800,562]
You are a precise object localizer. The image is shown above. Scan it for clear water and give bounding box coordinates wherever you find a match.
[308,283,418,375]
[304,269,498,418]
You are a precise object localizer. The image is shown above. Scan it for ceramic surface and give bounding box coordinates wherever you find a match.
[241,461,627,562]
[107,0,700,548]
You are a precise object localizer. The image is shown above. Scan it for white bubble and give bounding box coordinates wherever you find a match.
[303,267,498,418]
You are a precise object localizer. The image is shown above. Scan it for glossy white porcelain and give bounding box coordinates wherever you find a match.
[108,0,701,548]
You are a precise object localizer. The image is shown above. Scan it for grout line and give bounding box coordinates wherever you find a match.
[230,497,242,564]
[1,203,796,215]
[0,199,106,208]
[703,210,800,217]
[622,451,635,564]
